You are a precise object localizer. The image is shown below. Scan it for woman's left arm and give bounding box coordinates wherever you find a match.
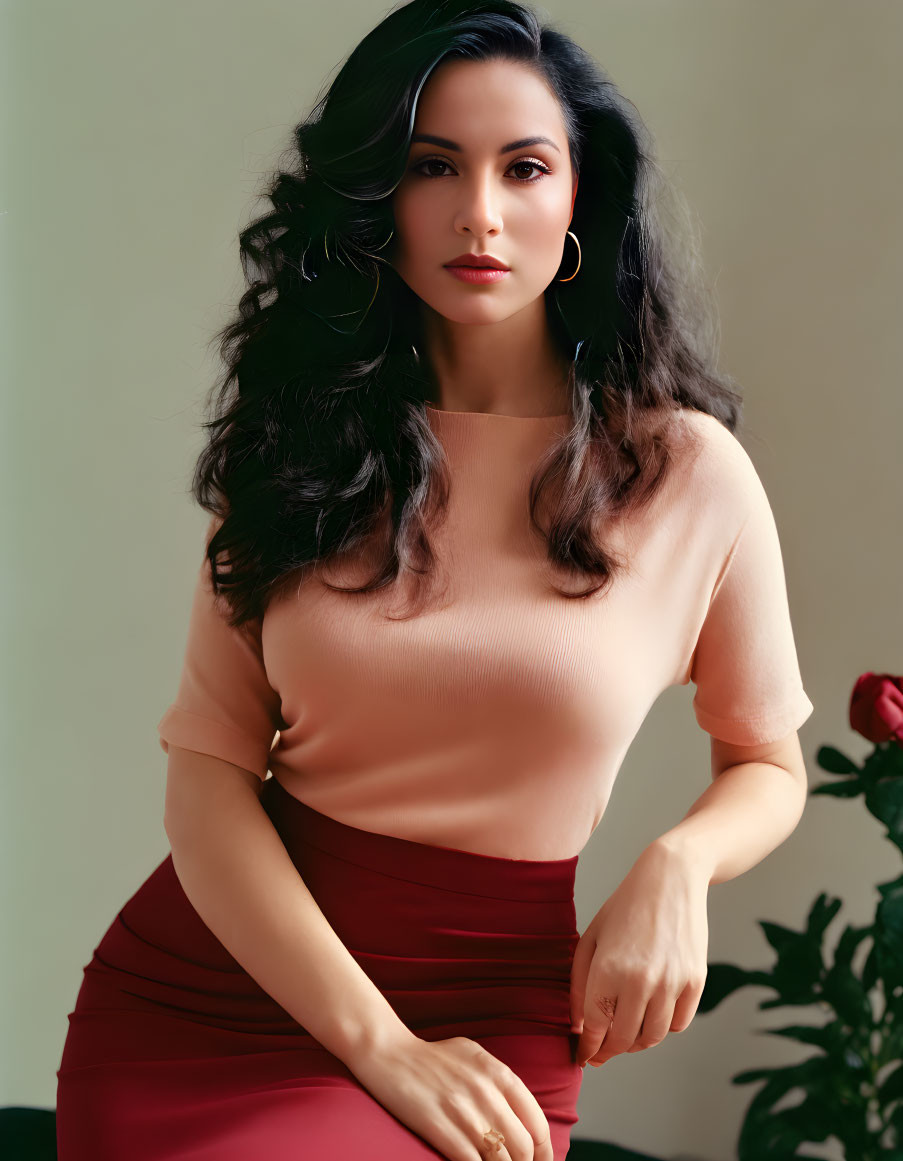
[571,730,809,1069]
[659,728,809,884]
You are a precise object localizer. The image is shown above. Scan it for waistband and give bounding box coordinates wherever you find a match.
[261,775,578,903]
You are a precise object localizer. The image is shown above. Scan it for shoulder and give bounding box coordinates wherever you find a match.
[671,408,763,503]
[672,407,745,460]
[653,408,773,557]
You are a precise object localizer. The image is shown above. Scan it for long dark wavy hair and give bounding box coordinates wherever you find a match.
[189,0,744,628]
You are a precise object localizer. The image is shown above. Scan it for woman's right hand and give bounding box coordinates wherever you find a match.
[347,1029,554,1161]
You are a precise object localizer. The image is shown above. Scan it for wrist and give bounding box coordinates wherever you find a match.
[333,1007,418,1067]
[648,829,714,886]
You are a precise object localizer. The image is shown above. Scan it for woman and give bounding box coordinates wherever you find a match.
[56,2,815,1158]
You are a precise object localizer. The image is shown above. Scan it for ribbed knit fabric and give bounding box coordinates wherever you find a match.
[157,405,813,860]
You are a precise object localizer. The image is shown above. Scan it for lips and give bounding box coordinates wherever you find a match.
[444,253,510,271]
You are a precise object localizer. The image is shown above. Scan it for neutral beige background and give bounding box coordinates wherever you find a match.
[3,2,901,1158]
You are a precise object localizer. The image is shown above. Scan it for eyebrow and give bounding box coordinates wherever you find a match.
[409,133,561,155]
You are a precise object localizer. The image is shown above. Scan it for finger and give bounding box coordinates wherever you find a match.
[619,987,673,1055]
[575,978,620,1065]
[568,931,594,1032]
[427,1116,511,1161]
[585,977,649,1065]
[487,1115,551,1161]
[494,1067,554,1161]
[470,1125,515,1161]
[670,975,705,1033]
[435,1090,519,1161]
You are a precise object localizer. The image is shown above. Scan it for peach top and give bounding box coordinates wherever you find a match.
[157,405,814,860]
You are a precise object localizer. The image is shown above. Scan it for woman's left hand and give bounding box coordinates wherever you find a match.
[570,839,711,1069]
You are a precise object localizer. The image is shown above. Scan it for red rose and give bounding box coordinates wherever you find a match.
[849,672,903,746]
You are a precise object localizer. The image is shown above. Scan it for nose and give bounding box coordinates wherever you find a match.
[453,171,504,238]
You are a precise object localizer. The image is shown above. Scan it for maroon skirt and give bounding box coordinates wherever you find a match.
[57,775,583,1159]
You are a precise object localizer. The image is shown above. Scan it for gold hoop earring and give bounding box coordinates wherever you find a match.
[558,230,581,282]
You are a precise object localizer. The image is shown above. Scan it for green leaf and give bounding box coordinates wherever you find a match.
[810,780,865,799]
[697,963,772,1012]
[878,1061,903,1103]
[864,778,903,851]
[815,745,860,774]
[762,1022,842,1052]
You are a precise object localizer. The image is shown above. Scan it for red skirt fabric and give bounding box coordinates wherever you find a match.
[56,775,584,1159]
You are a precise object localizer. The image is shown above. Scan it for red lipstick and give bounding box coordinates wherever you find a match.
[444,253,510,270]
[443,252,510,284]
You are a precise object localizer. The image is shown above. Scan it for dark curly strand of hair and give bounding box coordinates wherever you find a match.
[189,0,744,628]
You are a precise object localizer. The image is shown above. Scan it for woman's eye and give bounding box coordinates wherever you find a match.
[413,158,455,178]
[509,160,548,182]
[411,157,550,184]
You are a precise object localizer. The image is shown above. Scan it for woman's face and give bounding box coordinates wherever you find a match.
[389,57,578,326]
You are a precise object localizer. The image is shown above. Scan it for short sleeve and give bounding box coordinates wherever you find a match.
[688,457,814,746]
[156,517,283,779]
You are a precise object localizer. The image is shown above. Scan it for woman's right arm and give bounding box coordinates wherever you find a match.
[163,745,554,1161]
[162,744,415,1064]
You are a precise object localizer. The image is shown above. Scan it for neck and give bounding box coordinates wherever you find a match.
[419,297,572,417]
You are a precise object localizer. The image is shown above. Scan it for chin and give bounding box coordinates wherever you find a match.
[437,302,517,325]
